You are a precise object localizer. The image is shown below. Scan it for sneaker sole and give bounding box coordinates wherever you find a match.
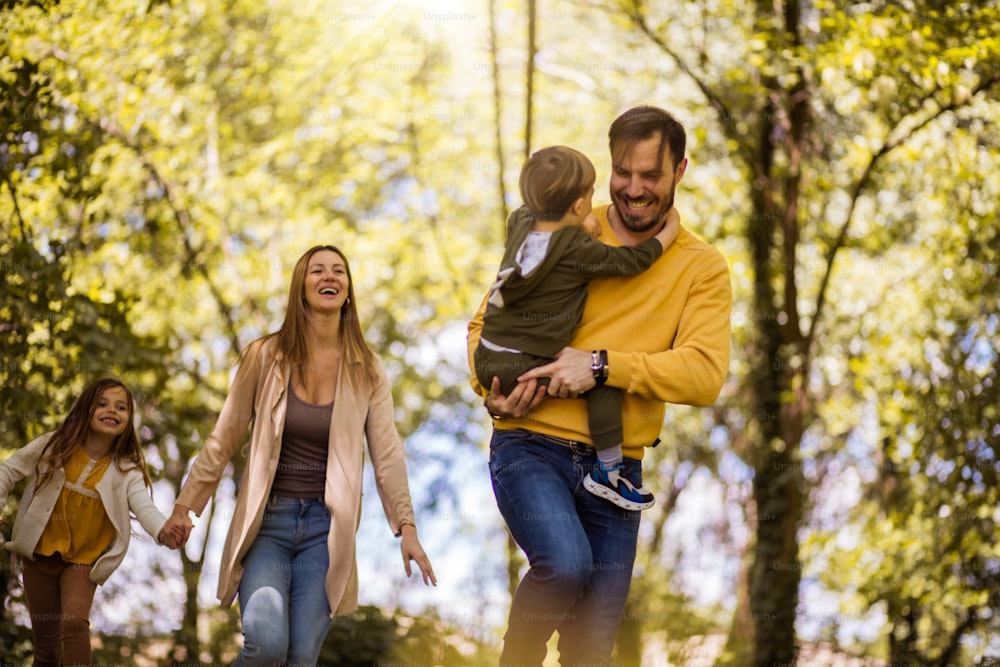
[583,475,655,511]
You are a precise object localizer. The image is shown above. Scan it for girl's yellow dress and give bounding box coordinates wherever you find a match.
[34,446,117,565]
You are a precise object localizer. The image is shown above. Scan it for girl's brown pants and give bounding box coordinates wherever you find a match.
[21,552,98,667]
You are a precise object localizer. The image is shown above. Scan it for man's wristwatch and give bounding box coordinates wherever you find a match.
[591,350,609,386]
[484,398,504,420]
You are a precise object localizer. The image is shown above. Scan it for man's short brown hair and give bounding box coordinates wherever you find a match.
[609,106,686,171]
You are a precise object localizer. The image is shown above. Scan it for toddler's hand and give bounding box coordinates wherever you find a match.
[654,207,681,249]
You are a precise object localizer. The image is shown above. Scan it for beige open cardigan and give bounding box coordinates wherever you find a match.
[176,338,416,616]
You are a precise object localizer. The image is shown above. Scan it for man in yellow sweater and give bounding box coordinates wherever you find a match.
[467,105,732,666]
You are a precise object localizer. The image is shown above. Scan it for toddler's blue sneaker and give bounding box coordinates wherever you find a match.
[583,460,655,511]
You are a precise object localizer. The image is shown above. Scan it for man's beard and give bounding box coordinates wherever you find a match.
[614,185,676,234]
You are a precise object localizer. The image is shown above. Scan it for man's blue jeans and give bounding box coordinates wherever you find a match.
[232,496,332,667]
[489,429,642,666]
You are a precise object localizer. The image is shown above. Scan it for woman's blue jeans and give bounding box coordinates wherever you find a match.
[489,429,642,666]
[232,495,332,667]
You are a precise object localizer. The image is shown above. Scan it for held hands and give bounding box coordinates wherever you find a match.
[158,504,194,550]
[653,206,681,249]
[157,523,188,550]
[399,524,437,586]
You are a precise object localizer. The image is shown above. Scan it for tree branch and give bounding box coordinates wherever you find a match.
[90,116,244,354]
[2,169,29,242]
[624,0,734,134]
[805,72,1000,352]
[933,608,977,667]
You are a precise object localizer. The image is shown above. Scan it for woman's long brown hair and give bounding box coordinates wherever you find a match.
[263,244,378,389]
[35,378,153,490]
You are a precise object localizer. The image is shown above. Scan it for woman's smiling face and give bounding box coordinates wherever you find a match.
[303,249,350,314]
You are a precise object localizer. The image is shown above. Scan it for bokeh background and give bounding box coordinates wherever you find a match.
[1,0,998,665]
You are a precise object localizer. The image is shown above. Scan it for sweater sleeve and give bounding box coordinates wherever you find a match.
[176,342,264,515]
[466,292,489,397]
[125,470,169,543]
[561,229,663,278]
[364,360,416,536]
[607,247,732,406]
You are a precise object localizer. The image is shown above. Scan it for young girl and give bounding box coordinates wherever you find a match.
[0,377,180,666]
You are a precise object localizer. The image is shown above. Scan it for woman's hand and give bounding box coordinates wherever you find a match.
[399,524,437,586]
[159,504,194,549]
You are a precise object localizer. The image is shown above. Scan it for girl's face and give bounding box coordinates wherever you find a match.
[89,386,130,439]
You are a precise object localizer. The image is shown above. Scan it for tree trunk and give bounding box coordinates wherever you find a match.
[172,549,202,664]
[487,0,509,227]
[744,1,811,662]
[171,493,217,664]
[719,513,755,665]
[887,603,920,666]
[615,599,643,667]
[748,174,802,667]
[524,0,536,159]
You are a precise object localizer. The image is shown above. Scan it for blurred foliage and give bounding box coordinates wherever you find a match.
[0,605,498,666]
[322,605,499,667]
[1,0,999,665]
[803,214,999,664]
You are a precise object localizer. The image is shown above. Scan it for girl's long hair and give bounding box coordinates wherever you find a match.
[263,244,378,388]
[35,378,153,490]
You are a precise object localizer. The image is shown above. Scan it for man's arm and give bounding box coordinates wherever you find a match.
[522,248,732,406]
[466,292,489,397]
[609,248,731,405]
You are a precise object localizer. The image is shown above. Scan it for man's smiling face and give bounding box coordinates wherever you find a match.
[610,132,686,234]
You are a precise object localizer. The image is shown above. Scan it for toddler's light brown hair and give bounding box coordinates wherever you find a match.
[519,146,596,221]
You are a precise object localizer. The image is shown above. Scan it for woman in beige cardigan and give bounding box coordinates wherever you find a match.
[162,245,436,667]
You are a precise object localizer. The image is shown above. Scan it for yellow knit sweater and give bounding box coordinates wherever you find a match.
[468,204,733,459]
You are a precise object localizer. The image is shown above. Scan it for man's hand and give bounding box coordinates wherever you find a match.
[484,376,547,419]
[519,347,595,397]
